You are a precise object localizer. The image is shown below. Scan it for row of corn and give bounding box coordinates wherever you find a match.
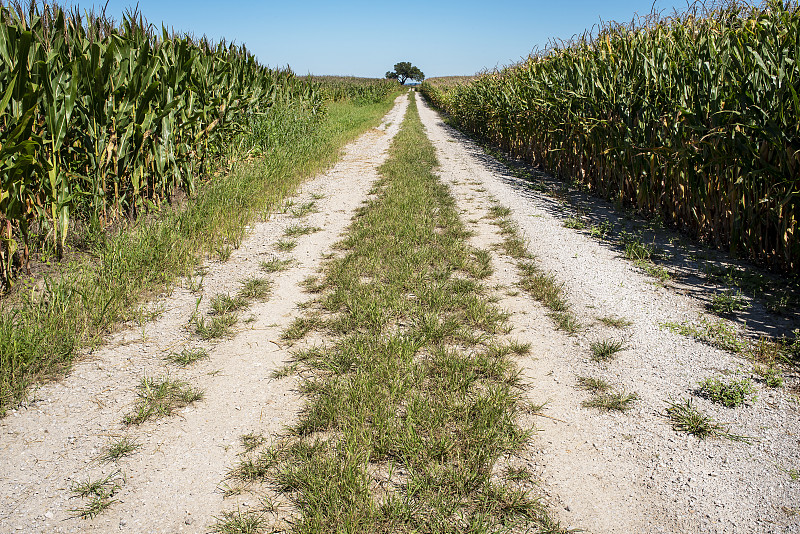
[314,76,398,104]
[0,2,325,286]
[421,0,799,272]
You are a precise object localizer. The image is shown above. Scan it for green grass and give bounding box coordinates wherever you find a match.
[164,347,209,366]
[234,95,562,532]
[0,95,399,416]
[576,376,612,393]
[210,294,249,315]
[582,391,638,411]
[69,471,122,519]
[709,290,751,315]
[662,317,745,353]
[665,399,752,442]
[275,239,298,252]
[284,224,321,237]
[590,339,627,362]
[123,376,204,425]
[238,277,272,301]
[194,313,238,340]
[260,257,295,273]
[98,436,141,463]
[697,377,756,407]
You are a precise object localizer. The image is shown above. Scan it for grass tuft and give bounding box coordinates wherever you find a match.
[165,347,209,366]
[589,339,627,362]
[665,399,752,442]
[123,376,204,425]
[697,376,756,407]
[99,436,141,463]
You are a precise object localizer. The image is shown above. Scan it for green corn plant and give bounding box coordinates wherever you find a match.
[422,0,800,272]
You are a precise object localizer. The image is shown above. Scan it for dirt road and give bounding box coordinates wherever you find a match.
[1,92,797,533]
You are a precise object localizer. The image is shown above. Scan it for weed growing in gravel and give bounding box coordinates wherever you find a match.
[282,316,323,341]
[589,220,612,239]
[216,244,234,261]
[590,339,627,361]
[276,239,298,252]
[260,256,295,273]
[583,391,638,411]
[515,260,581,333]
[238,277,272,301]
[271,363,299,379]
[636,260,671,282]
[598,315,632,329]
[211,294,249,315]
[697,377,756,407]
[99,437,141,463]
[69,471,122,519]
[662,317,745,353]
[576,376,612,393]
[754,365,784,388]
[291,201,318,218]
[194,313,238,340]
[210,510,267,534]
[504,466,533,483]
[709,290,751,315]
[665,399,751,442]
[124,376,204,425]
[563,217,586,229]
[240,433,266,454]
[622,234,655,261]
[165,347,209,366]
[284,224,321,237]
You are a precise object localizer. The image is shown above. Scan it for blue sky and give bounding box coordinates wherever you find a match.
[79,0,690,78]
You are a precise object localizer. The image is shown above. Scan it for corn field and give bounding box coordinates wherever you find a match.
[314,76,397,104]
[0,2,324,287]
[422,0,799,272]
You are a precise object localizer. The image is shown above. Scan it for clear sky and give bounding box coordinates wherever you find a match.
[75,0,691,78]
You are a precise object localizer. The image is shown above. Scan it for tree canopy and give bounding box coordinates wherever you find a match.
[385,62,425,84]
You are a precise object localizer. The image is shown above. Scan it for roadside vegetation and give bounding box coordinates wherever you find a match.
[0,2,400,415]
[216,96,563,533]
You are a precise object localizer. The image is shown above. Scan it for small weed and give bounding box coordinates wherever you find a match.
[697,377,756,407]
[563,217,586,230]
[576,376,612,393]
[165,347,209,366]
[291,201,318,218]
[260,256,295,273]
[210,509,267,534]
[597,315,632,329]
[504,466,532,482]
[99,437,141,463]
[238,277,272,301]
[709,291,750,315]
[211,293,248,315]
[636,260,671,282]
[124,376,204,425]
[550,311,582,334]
[240,433,266,454]
[589,220,612,239]
[488,205,511,219]
[194,313,238,340]
[665,399,751,442]
[590,339,627,362]
[69,471,121,519]
[284,224,321,237]
[271,363,299,379]
[662,317,745,353]
[623,238,655,262]
[275,239,297,252]
[216,245,233,261]
[282,316,322,341]
[583,391,638,411]
[754,365,784,388]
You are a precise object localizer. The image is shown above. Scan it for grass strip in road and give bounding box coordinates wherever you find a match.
[0,97,398,416]
[220,96,563,533]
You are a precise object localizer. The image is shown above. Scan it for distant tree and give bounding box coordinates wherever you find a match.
[385,62,425,84]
